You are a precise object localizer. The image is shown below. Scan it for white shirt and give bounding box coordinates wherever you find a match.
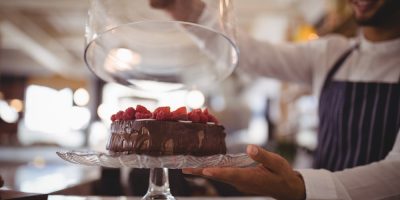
[237,33,400,200]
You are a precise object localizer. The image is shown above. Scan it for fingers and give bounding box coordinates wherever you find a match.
[184,167,267,185]
[201,167,253,185]
[247,145,290,174]
[182,168,234,184]
[182,168,204,176]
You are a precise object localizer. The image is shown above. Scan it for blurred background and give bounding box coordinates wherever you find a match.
[0,0,357,197]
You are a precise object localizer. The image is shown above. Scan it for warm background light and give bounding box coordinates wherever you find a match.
[73,88,90,106]
[186,90,205,109]
[10,99,24,112]
[0,100,18,123]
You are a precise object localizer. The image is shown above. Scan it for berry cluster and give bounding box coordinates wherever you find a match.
[111,105,219,124]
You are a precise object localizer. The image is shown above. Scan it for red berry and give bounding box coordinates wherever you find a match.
[208,114,219,124]
[135,112,152,119]
[199,113,208,123]
[136,105,151,114]
[116,111,124,121]
[188,111,200,123]
[204,108,219,124]
[174,107,187,114]
[111,114,117,122]
[156,111,172,120]
[125,107,135,115]
[171,107,188,121]
[153,106,170,119]
[193,108,202,113]
[123,107,136,120]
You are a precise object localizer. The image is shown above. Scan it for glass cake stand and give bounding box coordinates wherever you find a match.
[80,1,242,198]
[57,151,253,200]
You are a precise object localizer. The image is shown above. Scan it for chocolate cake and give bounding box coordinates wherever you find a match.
[106,106,227,156]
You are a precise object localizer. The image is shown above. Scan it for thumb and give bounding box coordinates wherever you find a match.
[247,145,289,174]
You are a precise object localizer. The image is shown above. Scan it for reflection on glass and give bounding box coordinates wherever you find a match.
[73,88,90,106]
[85,0,238,92]
[186,90,205,109]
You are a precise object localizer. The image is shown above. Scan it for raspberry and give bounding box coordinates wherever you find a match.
[188,110,200,123]
[187,108,208,123]
[125,107,136,115]
[153,106,170,119]
[192,109,202,115]
[136,105,151,114]
[115,111,124,121]
[199,113,208,123]
[174,107,187,114]
[208,114,219,124]
[156,111,172,120]
[123,107,135,120]
[135,112,152,119]
[171,107,187,121]
[204,108,219,124]
[111,114,117,122]
[135,105,152,119]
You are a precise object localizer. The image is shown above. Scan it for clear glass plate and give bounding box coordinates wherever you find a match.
[56,151,254,169]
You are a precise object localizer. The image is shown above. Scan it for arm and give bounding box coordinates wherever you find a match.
[183,145,307,200]
[183,129,400,200]
[237,33,322,86]
[299,129,400,200]
[150,0,325,87]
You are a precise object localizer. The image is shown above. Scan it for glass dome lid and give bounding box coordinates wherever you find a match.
[84,0,239,92]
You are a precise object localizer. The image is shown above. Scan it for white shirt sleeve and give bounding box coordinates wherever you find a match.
[196,5,356,93]
[298,129,400,200]
[235,32,352,93]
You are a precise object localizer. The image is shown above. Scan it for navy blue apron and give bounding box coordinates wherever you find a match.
[314,46,400,171]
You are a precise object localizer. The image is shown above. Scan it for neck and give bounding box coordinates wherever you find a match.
[363,25,400,42]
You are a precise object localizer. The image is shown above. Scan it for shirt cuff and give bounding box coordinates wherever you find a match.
[297,169,338,200]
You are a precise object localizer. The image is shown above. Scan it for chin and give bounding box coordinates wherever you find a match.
[350,0,400,26]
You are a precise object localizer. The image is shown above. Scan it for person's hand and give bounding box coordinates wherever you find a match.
[149,0,205,23]
[183,145,306,200]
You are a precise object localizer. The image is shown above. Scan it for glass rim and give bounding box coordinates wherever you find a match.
[83,19,240,89]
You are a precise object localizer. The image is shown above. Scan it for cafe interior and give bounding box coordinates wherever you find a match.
[0,0,360,199]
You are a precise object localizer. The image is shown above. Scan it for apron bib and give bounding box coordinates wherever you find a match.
[314,46,400,171]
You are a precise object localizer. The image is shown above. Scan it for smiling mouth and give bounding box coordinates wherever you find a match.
[352,0,378,13]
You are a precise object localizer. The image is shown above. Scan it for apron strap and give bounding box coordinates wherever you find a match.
[321,45,359,91]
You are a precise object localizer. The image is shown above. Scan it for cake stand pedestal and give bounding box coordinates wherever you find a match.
[143,168,174,200]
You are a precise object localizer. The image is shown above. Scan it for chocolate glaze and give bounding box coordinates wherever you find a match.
[107,120,227,156]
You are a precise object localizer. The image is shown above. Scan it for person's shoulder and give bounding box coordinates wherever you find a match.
[319,34,355,51]
[299,34,353,54]
[322,34,350,42]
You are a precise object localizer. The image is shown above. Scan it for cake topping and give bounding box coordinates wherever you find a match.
[111,114,117,122]
[135,105,152,119]
[171,107,188,121]
[204,108,219,124]
[123,107,136,120]
[153,106,172,120]
[111,105,219,124]
[116,111,124,121]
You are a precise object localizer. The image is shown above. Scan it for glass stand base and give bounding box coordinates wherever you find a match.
[142,193,175,200]
[142,168,176,200]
